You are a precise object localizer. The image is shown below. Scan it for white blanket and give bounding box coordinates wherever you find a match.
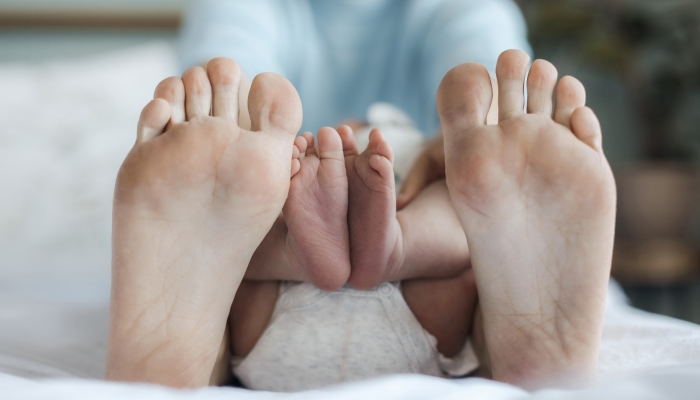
[3,292,699,398]
[1,43,700,398]
[2,364,700,400]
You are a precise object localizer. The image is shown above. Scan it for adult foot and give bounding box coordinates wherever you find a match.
[346,128,402,289]
[107,57,302,387]
[283,127,352,291]
[438,50,616,388]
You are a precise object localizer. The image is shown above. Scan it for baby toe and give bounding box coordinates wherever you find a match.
[375,140,395,164]
[337,125,360,157]
[369,154,394,181]
[301,132,317,157]
[317,127,344,161]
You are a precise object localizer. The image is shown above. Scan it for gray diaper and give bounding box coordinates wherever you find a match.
[232,281,479,392]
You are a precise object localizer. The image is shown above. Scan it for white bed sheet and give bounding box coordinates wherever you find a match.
[1,43,700,398]
[1,280,700,399]
[2,359,700,400]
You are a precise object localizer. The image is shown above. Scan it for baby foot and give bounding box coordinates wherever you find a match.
[283,127,352,291]
[438,50,616,388]
[107,58,302,387]
[345,128,402,289]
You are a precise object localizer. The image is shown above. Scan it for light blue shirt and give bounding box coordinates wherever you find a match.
[179,0,531,136]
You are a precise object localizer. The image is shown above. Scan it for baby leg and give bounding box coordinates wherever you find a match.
[228,280,280,358]
[392,180,471,281]
[346,130,470,289]
[342,121,479,371]
[227,127,357,365]
[403,268,478,357]
[242,127,355,291]
[396,183,477,358]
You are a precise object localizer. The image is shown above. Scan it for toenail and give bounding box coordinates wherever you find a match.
[378,283,393,296]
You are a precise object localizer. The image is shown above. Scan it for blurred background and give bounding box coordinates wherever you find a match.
[0,0,699,322]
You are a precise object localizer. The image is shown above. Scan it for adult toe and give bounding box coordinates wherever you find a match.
[137,99,171,142]
[496,49,530,122]
[570,106,603,151]
[154,77,185,124]
[526,59,558,117]
[206,57,242,121]
[553,76,586,129]
[182,66,212,120]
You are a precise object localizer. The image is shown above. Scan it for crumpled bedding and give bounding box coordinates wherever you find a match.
[1,281,700,399]
[1,43,700,398]
[2,354,700,400]
[3,365,700,400]
[599,292,700,379]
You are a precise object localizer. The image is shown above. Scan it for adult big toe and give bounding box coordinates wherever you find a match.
[437,61,502,207]
[436,62,493,138]
[249,72,303,136]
